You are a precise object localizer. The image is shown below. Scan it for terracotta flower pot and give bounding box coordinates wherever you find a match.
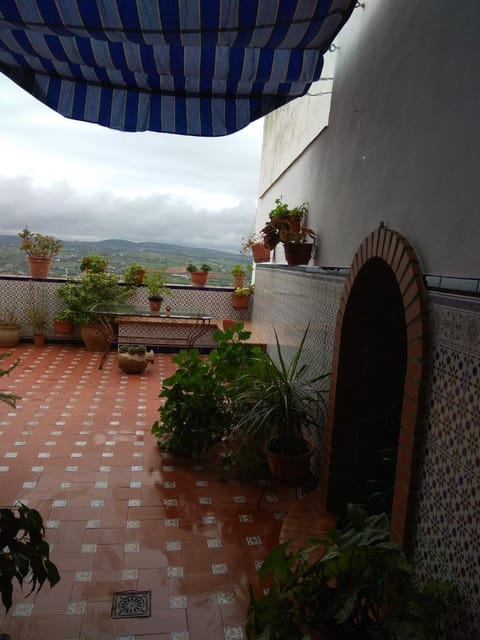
[231,293,250,309]
[148,297,163,312]
[232,274,246,288]
[251,243,270,263]
[33,334,46,347]
[190,272,208,287]
[53,319,74,335]
[80,323,111,352]
[28,256,52,279]
[267,438,314,485]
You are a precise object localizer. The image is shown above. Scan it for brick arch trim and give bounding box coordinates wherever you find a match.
[321,226,427,545]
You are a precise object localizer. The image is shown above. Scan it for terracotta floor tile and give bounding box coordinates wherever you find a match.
[0,345,306,639]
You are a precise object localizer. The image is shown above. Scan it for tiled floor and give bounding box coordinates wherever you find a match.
[0,344,300,640]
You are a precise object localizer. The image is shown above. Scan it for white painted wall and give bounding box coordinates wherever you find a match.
[257,0,480,276]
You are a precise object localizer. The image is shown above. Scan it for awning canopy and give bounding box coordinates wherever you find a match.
[0,1,356,136]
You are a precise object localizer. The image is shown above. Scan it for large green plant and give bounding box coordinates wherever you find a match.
[0,504,60,613]
[231,326,329,456]
[56,272,134,325]
[247,505,452,640]
[151,323,266,457]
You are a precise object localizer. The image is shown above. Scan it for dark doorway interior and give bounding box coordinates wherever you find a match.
[326,257,407,515]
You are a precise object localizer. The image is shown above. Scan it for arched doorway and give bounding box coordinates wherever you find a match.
[320,226,427,544]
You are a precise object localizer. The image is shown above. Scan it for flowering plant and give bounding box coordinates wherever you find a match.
[18,227,63,257]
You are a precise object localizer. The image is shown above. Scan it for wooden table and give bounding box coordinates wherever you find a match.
[88,303,214,369]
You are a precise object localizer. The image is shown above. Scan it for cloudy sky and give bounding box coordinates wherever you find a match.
[0,73,264,254]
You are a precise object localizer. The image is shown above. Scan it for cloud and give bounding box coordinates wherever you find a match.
[0,73,263,253]
[0,174,255,253]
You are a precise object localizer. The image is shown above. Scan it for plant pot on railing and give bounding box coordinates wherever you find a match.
[251,243,270,263]
[284,242,315,266]
[28,256,52,279]
[148,296,163,313]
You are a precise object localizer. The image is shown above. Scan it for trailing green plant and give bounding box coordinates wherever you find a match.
[0,352,20,408]
[79,254,109,273]
[56,272,134,325]
[231,325,329,456]
[144,268,171,298]
[151,323,266,457]
[0,503,60,613]
[124,263,146,285]
[18,227,63,257]
[246,504,453,640]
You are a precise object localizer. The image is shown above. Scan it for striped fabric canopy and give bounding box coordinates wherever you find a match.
[0,1,356,136]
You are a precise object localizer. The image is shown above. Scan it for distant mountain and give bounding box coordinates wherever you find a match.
[0,235,239,259]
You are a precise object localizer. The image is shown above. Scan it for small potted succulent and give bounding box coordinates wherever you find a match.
[118,344,154,374]
[0,308,21,348]
[186,262,212,287]
[231,286,253,310]
[144,268,171,312]
[18,226,63,278]
[124,263,146,285]
[79,255,109,273]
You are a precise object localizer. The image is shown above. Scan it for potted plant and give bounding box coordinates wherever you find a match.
[27,297,49,347]
[56,272,134,350]
[186,262,211,287]
[144,268,171,312]
[18,226,63,278]
[231,263,250,288]
[53,309,75,336]
[247,505,452,640]
[124,262,146,285]
[231,326,329,484]
[118,344,154,374]
[0,309,21,348]
[231,286,253,310]
[151,323,266,457]
[260,198,316,266]
[79,255,109,273]
[241,232,271,264]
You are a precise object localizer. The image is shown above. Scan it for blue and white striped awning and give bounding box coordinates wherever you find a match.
[0,1,356,136]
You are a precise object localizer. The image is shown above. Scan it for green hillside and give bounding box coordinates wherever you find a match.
[0,236,252,287]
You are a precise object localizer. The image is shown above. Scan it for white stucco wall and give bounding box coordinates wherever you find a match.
[257,0,480,276]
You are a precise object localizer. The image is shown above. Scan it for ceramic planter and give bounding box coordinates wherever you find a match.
[118,349,154,374]
[33,334,46,347]
[251,243,270,263]
[0,326,21,348]
[190,272,208,287]
[148,296,163,312]
[28,256,52,279]
[80,323,111,351]
[231,293,250,309]
[267,438,314,484]
[53,319,74,335]
[284,243,314,266]
[232,274,246,288]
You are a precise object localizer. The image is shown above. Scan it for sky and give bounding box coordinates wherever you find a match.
[0,73,264,254]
